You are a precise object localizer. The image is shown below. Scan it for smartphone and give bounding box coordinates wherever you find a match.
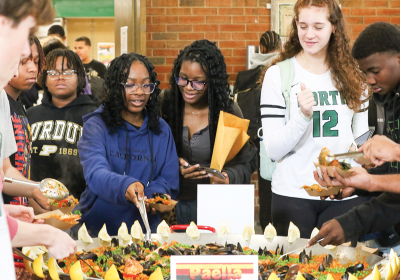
[355,129,375,147]
[183,164,226,180]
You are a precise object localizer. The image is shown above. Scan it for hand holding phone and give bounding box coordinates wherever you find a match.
[179,158,226,180]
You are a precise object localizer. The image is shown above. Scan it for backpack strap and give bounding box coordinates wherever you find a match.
[276,59,295,120]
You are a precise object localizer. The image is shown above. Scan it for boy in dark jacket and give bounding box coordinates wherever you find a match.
[308,22,400,251]
[27,49,97,199]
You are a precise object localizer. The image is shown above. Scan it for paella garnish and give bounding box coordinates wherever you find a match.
[242,222,255,241]
[131,220,144,242]
[264,223,277,242]
[118,222,132,242]
[186,221,200,239]
[157,220,171,239]
[99,223,112,243]
[78,223,94,244]
[287,222,300,243]
[218,220,231,239]
[49,195,78,208]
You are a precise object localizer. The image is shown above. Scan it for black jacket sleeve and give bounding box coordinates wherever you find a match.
[335,192,400,241]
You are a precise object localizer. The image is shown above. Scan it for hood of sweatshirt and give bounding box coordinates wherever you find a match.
[41,93,95,109]
[249,52,279,69]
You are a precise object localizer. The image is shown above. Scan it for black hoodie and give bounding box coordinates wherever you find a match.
[26,94,97,199]
[336,87,400,244]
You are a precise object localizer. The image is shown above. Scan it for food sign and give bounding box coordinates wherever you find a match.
[170,255,258,280]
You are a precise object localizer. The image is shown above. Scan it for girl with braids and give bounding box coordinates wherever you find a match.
[162,39,257,225]
[27,49,97,200]
[75,53,179,236]
[260,0,369,238]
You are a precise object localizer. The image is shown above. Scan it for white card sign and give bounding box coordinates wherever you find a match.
[170,255,258,280]
[197,184,254,234]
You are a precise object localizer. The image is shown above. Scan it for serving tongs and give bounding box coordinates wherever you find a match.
[4,177,69,200]
[138,198,152,242]
[278,238,324,260]
[325,152,364,164]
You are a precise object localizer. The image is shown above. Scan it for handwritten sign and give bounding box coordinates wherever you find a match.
[170,255,258,280]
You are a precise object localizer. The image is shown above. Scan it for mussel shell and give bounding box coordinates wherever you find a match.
[275,244,280,255]
[143,260,156,269]
[117,270,124,279]
[303,273,316,280]
[113,254,125,266]
[342,272,349,280]
[237,242,243,252]
[346,263,364,274]
[164,275,171,280]
[318,264,325,272]
[299,251,310,264]
[57,261,66,268]
[275,265,289,274]
[167,247,182,255]
[111,237,119,247]
[282,254,290,261]
[104,250,113,258]
[226,244,236,252]
[322,254,333,267]
[79,251,98,261]
[154,193,168,199]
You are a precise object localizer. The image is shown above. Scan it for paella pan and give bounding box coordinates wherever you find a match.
[26,233,386,280]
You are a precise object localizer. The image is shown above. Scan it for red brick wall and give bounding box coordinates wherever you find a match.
[146,0,400,89]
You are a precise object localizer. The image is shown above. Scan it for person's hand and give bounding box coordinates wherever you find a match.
[359,135,400,166]
[32,188,51,210]
[145,194,170,214]
[179,158,208,179]
[320,187,355,201]
[125,182,144,208]
[4,205,43,224]
[306,219,346,247]
[297,83,316,119]
[313,167,355,200]
[47,227,77,259]
[313,166,372,193]
[210,172,229,184]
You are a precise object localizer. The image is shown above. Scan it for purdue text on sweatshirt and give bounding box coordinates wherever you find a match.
[74,107,179,236]
[27,94,97,199]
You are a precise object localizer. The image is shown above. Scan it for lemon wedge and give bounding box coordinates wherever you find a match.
[287,221,300,243]
[23,249,35,274]
[105,264,119,280]
[218,220,231,239]
[131,220,144,243]
[267,272,280,280]
[32,253,45,278]
[157,220,171,239]
[78,223,93,244]
[48,257,61,280]
[348,273,358,280]
[150,267,164,280]
[371,265,381,280]
[70,261,84,280]
[327,274,335,280]
[295,272,305,280]
[382,261,393,280]
[389,249,400,277]
[98,223,112,245]
[264,223,277,241]
[118,222,131,243]
[24,246,45,256]
[242,222,255,241]
[186,221,200,239]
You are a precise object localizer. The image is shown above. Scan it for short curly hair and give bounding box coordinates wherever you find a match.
[101,53,161,135]
[352,22,400,60]
[166,39,234,157]
[42,49,86,98]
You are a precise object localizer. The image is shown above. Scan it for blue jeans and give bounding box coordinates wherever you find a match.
[176,200,197,225]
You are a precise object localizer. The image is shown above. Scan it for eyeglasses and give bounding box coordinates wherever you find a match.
[47,69,77,80]
[175,76,207,91]
[121,82,156,94]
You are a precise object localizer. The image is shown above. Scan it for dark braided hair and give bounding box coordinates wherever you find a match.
[260,31,281,54]
[41,49,86,98]
[31,36,45,77]
[101,53,161,135]
[167,39,233,157]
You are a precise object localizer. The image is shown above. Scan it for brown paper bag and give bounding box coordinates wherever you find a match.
[210,111,250,171]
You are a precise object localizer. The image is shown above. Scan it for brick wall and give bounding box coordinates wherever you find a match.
[146,0,400,89]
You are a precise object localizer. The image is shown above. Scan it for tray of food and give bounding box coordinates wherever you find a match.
[35,209,81,230]
[49,195,79,214]
[146,193,178,212]
[314,148,355,178]
[24,221,393,280]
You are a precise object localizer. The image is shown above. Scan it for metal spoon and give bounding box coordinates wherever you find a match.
[4,177,69,200]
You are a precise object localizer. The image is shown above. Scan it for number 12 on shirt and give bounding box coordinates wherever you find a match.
[312,110,338,137]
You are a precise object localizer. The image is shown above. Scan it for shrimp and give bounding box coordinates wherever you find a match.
[124,259,144,275]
